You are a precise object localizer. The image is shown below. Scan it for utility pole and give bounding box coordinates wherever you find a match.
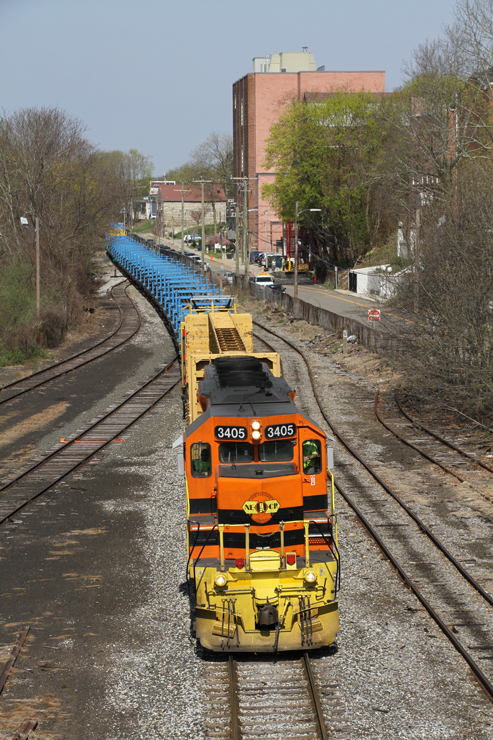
[35,217,40,320]
[293,204,320,306]
[235,199,240,279]
[294,201,299,307]
[181,185,184,254]
[264,210,268,255]
[193,178,212,275]
[174,183,192,255]
[201,182,205,274]
[242,177,248,277]
[232,175,257,280]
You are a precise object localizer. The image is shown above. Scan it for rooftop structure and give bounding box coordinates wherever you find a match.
[232,50,385,254]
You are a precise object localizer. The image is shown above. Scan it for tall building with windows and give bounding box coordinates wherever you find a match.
[232,50,386,253]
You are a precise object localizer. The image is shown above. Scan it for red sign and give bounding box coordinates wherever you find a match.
[368,309,381,321]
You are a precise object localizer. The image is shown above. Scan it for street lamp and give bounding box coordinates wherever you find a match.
[236,207,257,279]
[21,216,41,319]
[294,202,321,305]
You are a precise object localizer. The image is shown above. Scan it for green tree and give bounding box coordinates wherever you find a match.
[98,148,153,226]
[262,92,396,263]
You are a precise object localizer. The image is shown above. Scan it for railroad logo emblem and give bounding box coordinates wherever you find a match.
[242,492,280,524]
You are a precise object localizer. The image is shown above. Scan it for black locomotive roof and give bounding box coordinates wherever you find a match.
[198,356,294,407]
[184,355,325,440]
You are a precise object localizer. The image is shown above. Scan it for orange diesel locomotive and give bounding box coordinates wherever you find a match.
[178,302,340,652]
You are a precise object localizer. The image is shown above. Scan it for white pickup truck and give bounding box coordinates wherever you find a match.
[250,273,274,288]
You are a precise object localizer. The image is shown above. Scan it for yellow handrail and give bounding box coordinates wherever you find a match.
[188,516,336,568]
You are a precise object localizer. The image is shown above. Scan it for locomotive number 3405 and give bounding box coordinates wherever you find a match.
[265,423,296,439]
[214,426,247,440]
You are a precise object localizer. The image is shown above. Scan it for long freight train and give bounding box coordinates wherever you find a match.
[108,233,340,652]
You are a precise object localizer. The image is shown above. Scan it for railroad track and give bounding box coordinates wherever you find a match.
[202,653,350,740]
[0,357,180,525]
[252,320,493,703]
[375,390,493,491]
[0,280,140,407]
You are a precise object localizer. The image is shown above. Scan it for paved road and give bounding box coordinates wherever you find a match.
[287,284,415,328]
[138,234,414,329]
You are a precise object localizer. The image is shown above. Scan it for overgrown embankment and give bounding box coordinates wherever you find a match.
[0,107,136,365]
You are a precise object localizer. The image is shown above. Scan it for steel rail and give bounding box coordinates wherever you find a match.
[252,321,493,702]
[395,389,493,476]
[335,477,493,700]
[253,321,493,608]
[375,392,493,509]
[0,357,179,525]
[375,391,466,482]
[0,626,30,695]
[303,652,330,740]
[228,655,239,740]
[10,721,38,740]
[0,281,140,404]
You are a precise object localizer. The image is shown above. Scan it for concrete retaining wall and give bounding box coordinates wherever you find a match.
[248,283,398,355]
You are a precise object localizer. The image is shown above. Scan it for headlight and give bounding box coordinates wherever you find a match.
[252,420,261,430]
[304,570,317,584]
[214,574,227,588]
[252,430,261,440]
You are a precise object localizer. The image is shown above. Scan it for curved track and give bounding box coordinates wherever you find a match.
[252,320,493,703]
[0,280,141,406]
[394,390,493,475]
[0,357,180,525]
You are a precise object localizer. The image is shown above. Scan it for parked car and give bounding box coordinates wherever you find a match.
[251,273,275,288]
[269,283,286,293]
[184,233,201,244]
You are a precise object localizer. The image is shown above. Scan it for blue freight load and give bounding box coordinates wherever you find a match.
[106,234,231,336]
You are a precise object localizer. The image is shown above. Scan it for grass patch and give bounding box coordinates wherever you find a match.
[131,220,155,233]
[175,223,227,239]
[356,232,410,272]
[0,343,49,367]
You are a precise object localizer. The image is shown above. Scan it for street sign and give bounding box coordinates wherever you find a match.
[368,309,381,321]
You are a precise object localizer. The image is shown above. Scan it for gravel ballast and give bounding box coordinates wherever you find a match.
[1,280,493,739]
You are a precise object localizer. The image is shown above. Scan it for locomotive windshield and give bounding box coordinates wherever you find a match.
[218,442,254,463]
[259,439,294,462]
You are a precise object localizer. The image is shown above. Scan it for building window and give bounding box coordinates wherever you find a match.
[240,100,244,126]
[234,94,236,110]
[241,146,244,174]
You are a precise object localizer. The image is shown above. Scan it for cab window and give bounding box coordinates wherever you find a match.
[302,439,322,474]
[219,442,254,463]
[259,439,294,462]
[191,442,211,478]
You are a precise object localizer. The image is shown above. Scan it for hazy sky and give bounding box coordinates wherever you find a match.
[1,0,456,176]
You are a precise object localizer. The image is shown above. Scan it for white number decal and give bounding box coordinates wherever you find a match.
[215,426,247,440]
[265,423,296,439]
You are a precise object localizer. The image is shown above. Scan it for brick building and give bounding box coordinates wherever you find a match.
[153,182,227,234]
[232,50,386,254]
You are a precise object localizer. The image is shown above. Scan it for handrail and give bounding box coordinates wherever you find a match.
[188,517,336,571]
[327,468,337,545]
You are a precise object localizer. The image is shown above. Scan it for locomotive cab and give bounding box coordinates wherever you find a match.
[185,356,340,652]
